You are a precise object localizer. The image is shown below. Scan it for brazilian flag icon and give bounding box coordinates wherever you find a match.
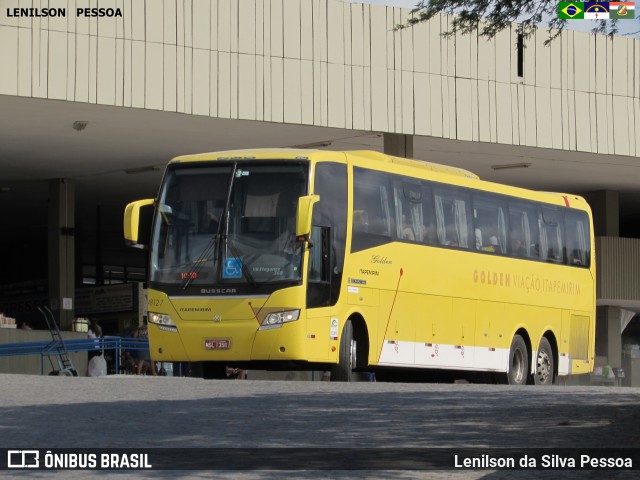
[558,2,585,18]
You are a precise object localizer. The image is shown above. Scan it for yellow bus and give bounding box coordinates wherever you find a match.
[124,149,595,384]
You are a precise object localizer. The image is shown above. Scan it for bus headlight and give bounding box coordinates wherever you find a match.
[149,312,176,327]
[259,310,300,330]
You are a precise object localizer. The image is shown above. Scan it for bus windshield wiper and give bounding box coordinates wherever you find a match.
[180,162,238,290]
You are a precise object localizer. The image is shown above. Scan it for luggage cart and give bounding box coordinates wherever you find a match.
[38,306,78,376]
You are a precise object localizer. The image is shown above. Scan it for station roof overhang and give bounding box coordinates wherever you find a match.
[1,94,640,236]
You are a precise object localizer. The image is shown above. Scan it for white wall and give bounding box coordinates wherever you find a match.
[1,0,638,156]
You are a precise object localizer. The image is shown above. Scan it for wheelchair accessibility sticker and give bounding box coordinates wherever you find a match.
[223,257,243,279]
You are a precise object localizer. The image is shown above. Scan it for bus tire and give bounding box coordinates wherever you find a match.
[331,320,355,382]
[507,334,528,385]
[534,337,554,385]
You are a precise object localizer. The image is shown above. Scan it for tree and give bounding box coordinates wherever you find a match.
[401,0,639,44]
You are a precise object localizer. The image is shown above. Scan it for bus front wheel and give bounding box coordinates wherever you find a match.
[507,335,529,385]
[331,320,355,382]
[534,337,554,385]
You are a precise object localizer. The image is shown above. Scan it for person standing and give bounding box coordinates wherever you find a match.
[87,318,103,360]
[86,318,107,376]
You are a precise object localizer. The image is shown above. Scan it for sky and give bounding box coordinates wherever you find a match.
[342,0,640,38]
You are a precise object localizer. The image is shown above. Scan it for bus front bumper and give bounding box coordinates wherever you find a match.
[148,317,307,363]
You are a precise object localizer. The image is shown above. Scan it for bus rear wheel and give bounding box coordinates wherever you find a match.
[507,335,528,385]
[331,320,355,382]
[534,337,554,385]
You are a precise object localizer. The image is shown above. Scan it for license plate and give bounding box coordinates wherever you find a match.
[205,339,230,350]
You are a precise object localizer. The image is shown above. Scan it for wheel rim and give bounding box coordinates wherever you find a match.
[536,349,552,384]
[512,349,525,384]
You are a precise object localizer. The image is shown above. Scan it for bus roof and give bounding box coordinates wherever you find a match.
[171,149,479,179]
[347,150,479,180]
[169,148,343,163]
[168,148,589,211]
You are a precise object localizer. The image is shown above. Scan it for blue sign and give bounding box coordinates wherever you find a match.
[223,257,242,279]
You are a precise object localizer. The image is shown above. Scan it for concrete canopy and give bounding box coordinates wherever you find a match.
[1,94,640,242]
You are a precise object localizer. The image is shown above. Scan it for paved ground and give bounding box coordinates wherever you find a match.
[0,374,639,479]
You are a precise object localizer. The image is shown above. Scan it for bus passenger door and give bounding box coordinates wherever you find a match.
[305,162,348,364]
[305,226,333,361]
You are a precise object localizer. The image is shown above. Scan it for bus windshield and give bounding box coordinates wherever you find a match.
[150,161,308,289]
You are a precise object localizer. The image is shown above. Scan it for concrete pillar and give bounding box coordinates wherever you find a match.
[590,191,622,373]
[48,179,75,330]
[595,306,623,369]
[589,190,619,237]
[383,133,413,158]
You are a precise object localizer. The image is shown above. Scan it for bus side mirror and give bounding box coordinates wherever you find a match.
[296,195,320,242]
[124,199,154,249]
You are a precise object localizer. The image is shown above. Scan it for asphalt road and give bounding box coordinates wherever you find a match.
[1,374,639,479]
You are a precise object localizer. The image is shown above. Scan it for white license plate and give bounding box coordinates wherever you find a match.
[204,339,230,350]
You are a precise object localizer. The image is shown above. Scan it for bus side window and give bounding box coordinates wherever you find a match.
[434,187,472,249]
[510,230,527,257]
[472,193,508,254]
[393,179,424,243]
[352,167,394,253]
[420,184,436,244]
[353,210,369,233]
[508,202,539,260]
[307,226,330,283]
[565,210,590,267]
[540,207,564,263]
